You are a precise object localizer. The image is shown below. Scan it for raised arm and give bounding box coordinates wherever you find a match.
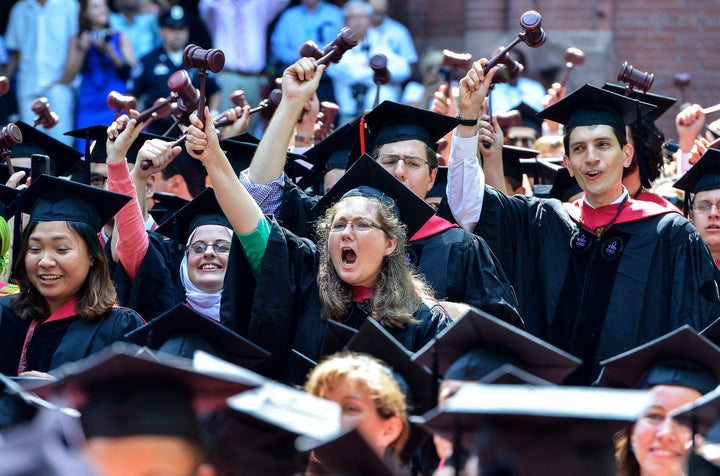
[186,107,264,235]
[247,58,326,183]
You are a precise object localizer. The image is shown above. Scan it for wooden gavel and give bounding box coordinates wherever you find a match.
[674,73,691,105]
[370,54,391,108]
[182,44,225,133]
[558,47,584,87]
[0,77,9,97]
[490,51,524,85]
[168,69,201,126]
[315,101,339,142]
[213,90,282,128]
[230,90,249,108]
[316,27,358,66]
[0,123,22,175]
[617,62,654,93]
[482,10,547,76]
[439,49,472,98]
[31,97,59,129]
[107,91,138,119]
[495,110,522,130]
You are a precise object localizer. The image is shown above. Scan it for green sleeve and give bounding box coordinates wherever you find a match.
[235,216,271,280]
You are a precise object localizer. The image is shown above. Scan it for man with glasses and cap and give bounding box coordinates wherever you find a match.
[446,59,720,386]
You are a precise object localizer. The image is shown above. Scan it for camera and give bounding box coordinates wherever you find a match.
[90,29,112,43]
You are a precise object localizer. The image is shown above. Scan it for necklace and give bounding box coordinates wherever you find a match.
[582,194,629,238]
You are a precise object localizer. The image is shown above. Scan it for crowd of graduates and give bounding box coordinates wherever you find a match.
[4,1,720,476]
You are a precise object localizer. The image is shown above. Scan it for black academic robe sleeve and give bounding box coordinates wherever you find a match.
[112,231,186,321]
[278,177,321,240]
[409,227,524,328]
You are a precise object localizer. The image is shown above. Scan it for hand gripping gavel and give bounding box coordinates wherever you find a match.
[0,76,9,97]
[31,97,59,129]
[315,101,339,142]
[482,11,547,75]
[490,51,524,85]
[617,62,654,93]
[0,123,22,175]
[107,91,138,119]
[558,47,585,87]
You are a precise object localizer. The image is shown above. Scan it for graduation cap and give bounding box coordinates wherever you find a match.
[0,183,20,221]
[602,83,678,121]
[502,145,541,185]
[345,319,437,415]
[673,148,720,211]
[509,101,543,135]
[12,121,84,176]
[154,187,231,244]
[537,84,656,131]
[596,325,720,394]
[671,386,720,439]
[362,100,460,153]
[412,308,582,385]
[549,166,583,202]
[18,174,131,231]
[303,119,361,173]
[27,342,260,416]
[426,165,447,199]
[477,363,555,386]
[202,382,343,476]
[702,317,720,347]
[302,427,404,476]
[124,302,270,369]
[0,373,77,430]
[421,383,652,476]
[321,319,358,357]
[148,191,190,225]
[312,154,436,238]
[222,132,261,144]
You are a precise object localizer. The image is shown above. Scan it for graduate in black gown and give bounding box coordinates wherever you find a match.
[182,84,451,383]
[237,57,523,329]
[446,59,720,385]
[0,175,145,376]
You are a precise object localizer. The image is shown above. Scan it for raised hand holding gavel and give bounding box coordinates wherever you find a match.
[31,97,59,129]
[482,10,547,76]
[315,101,339,142]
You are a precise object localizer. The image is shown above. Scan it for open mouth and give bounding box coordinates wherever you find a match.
[39,274,61,282]
[342,248,357,265]
[586,171,600,178]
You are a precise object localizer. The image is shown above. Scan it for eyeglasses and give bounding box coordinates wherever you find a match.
[186,240,232,255]
[377,154,429,171]
[89,174,108,188]
[329,219,384,233]
[507,136,536,148]
[692,201,720,214]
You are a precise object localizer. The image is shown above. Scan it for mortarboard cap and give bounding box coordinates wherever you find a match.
[12,121,84,176]
[18,174,131,231]
[702,317,720,347]
[155,187,231,244]
[549,166,583,202]
[148,191,190,225]
[502,145,541,184]
[511,102,543,134]
[422,383,652,476]
[426,165,447,199]
[223,132,261,144]
[27,342,260,414]
[478,363,554,386]
[412,308,581,384]
[312,154,436,238]
[597,325,720,394]
[124,303,270,370]
[673,148,720,195]
[670,386,720,438]
[602,83,678,121]
[303,119,361,172]
[537,84,656,131]
[321,319,358,357]
[202,385,342,476]
[345,319,437,415]
[0,184,20,221]
[302,427,403,476]
[363,101,460,152]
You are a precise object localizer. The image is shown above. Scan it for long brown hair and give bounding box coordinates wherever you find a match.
[11,220,117,322]
[315,195,432,329]
[615,426,639,476]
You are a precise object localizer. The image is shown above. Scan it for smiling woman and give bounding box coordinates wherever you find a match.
[0,175,145,376]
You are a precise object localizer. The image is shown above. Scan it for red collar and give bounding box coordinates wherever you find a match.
[352,286,374,303]
[41,297,80,325]
[410,215,458,241]
[564,197,677,233]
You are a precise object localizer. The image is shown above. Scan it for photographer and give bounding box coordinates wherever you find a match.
[60,0,136,152]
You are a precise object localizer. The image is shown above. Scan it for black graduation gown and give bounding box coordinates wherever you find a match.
[219,217,451,384]
[475,187,720,384]
[266,180,523,328]
[0,296,145,375]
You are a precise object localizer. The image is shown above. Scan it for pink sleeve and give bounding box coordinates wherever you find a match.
[107,161,149,280]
